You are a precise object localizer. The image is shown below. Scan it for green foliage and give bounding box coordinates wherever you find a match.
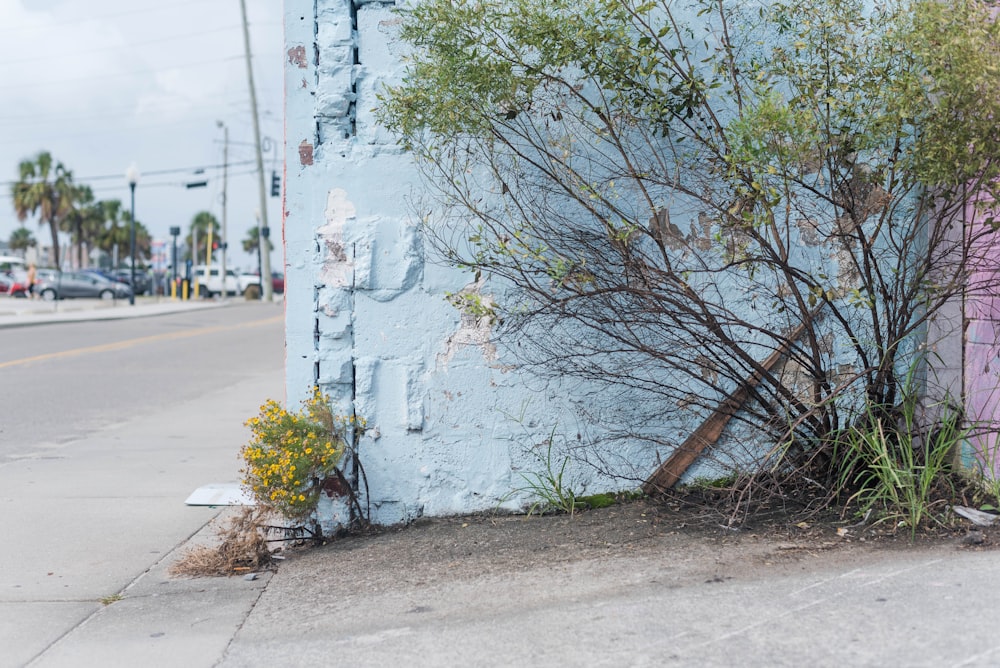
[243,225,274,255]
[900,0,1000,189]
[8,226,35,252]
[687,474,739,490]
[188,211,220,263]
[445,289,498,323]
[970,443,1000,510]
[576,492,642,509]
[836,389,966,538]
[507,433,580,516]
[11,151,74,269]
[11,153,149,269]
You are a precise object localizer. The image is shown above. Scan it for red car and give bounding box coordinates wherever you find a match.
[270,271,284,294]
[5,268,57,297]
[248,270,284,294]
[3,269,28,297]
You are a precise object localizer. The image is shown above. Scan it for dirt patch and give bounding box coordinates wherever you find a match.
[287,495,999,587]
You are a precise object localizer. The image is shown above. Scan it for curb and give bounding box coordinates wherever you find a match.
[0,299,236,329]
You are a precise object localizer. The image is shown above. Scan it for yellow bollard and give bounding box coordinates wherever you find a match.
[182,279,189,301]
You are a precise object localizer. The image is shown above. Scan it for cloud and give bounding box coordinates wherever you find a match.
[0,0,285,268]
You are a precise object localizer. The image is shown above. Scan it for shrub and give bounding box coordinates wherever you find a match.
[240,389,363,523]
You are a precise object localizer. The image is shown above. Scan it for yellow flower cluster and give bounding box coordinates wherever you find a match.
[239,388,362,520]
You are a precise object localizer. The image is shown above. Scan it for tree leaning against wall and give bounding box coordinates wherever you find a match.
[379,0,1000,499]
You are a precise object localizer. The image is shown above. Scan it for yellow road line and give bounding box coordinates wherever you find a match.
[0,315,283,370]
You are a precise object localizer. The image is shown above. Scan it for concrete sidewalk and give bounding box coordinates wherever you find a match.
[27,498,1000,668]
[0,296,230,328]
[221,528,1000,668]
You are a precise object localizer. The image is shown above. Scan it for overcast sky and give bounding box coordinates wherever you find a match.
[0,0,284,270]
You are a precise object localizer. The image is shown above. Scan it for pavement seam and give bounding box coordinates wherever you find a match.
[23,511,224,667]
[212,570,272,667]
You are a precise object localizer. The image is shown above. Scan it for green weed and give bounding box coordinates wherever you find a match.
[511,435,580,516]
[837,393,965,538]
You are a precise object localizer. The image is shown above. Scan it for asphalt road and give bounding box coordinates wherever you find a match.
[0,302,284,459]
[0,302,285,667]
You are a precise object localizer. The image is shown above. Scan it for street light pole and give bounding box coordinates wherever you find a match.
[126,163,140,306]
[170,226,180,299]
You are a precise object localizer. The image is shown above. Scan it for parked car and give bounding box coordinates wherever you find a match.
[34,271,133,301]
[240,271,260,298]
[78,267,148,294]
[79,268,118,282]
[5,269,27,296]
[6,268,58,297]
[109,268,152,296]
[243,270,284,294]
[0,255,26,273]
[267,270,284,294]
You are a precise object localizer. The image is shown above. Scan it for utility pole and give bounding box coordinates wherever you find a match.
[239,0,273,302]
[218,121,229,299]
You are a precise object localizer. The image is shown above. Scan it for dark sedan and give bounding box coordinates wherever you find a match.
[34,271,133,301]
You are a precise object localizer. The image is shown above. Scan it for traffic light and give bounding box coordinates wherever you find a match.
[270,171,280,197]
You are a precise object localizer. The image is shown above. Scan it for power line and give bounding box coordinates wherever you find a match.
[87,168,260,194]
[81,160,258,182]
[0,160,257,189]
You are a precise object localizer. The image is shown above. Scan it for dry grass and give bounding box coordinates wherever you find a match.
[169,507,274,577]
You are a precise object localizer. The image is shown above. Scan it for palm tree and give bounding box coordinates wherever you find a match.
[242,225,274,254]
[97,206,150,267]
[94,200,125,267]
[61,185,102,268]
[78,201,108,266]
[187,211,220,263]
[8,227,35,255]
[11,151,74,269]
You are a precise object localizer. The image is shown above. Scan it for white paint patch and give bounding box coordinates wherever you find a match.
[317,187,356,288]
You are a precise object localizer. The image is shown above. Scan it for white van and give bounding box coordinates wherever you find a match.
[0,256,26,273]
[193,265,259,297]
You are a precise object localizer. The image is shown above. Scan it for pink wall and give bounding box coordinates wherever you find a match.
[964,197,1000,476]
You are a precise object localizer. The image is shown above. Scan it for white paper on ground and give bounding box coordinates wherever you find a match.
[185,483,255,506]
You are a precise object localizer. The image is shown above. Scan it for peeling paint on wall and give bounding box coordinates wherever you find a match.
[288,45,308,68]
[317,188,355,289]
[436,281,500,369]
[298,140,314,165]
